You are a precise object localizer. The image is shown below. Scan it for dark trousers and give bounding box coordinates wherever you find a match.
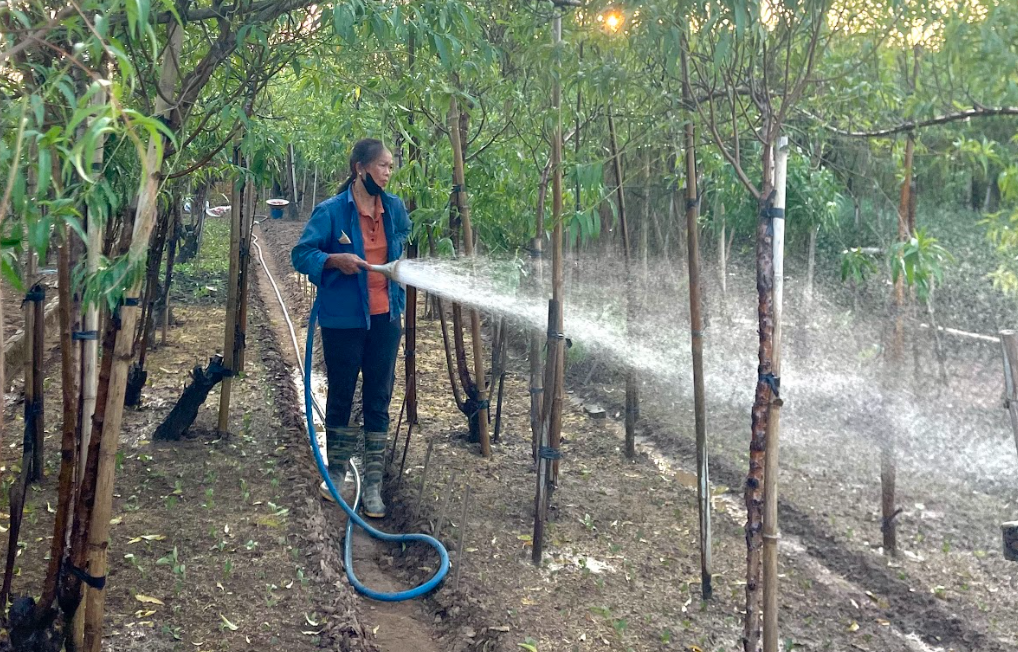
[321,313,402,433]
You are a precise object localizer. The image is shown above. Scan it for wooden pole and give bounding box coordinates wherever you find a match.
[533,298,561,565]
[530,163,550,459]
[448,96,490,457]
[608,106,638,460]
[217,144,244,435]
[310,165,318,212]
[998,330,1018,461]
[161,198,180,346]
[405,241,419,425]
[680,44,712,600]
[453,486,471,591]
[23,284,39,483]
[237,163,254,373]
[762,136,789,652]
[81,22,182,650]
[547,11,566,486]
[404,35,419,427]
[287,143,299,220]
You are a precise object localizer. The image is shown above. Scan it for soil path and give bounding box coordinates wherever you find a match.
[251,223,443,652]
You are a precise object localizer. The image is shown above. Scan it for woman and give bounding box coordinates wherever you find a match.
[291,139,411,518]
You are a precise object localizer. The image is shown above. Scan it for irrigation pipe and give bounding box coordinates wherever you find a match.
[251,225,449,601]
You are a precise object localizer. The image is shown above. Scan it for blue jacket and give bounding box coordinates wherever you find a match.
[291,188,412,329]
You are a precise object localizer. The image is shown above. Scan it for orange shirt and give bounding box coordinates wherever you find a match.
[356,195,390,316]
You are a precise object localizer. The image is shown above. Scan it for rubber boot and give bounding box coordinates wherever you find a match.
[362,431,387,518]
[320,425,359,503]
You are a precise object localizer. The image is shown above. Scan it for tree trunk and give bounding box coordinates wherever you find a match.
[155,357,231,441]
[37,229,80,621]
[217,144,245,435]
[884,131,915,557]
[77,23,181,651]
[126,204,171,407]
[448,96,490,457]
[744,140,777,652]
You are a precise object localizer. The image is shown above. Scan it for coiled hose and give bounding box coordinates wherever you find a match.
[251,228,449,601]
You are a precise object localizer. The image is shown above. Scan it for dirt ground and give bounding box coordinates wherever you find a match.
[255,220,1018,652]
[0,215,1014,652]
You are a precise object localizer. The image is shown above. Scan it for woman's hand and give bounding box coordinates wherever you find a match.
[326,253,369,275]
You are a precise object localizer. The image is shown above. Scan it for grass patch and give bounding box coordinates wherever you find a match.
[170,217,231,304]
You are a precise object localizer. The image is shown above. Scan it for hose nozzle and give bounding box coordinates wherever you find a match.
[368,261,401,280]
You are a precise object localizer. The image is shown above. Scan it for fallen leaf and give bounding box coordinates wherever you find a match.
[134,610,156,618]
[128,534,166,544]
[372,626,379,635]
[110,517,123,526]
[304,613,319,627]
[220,615,239,631]
[134,594,164,606]
[847,621,859,633]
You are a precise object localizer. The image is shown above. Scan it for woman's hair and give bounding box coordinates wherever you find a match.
[337,138,388,193]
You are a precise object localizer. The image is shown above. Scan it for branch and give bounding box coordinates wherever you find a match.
[806,106,1018,138]
[0,6,76,67]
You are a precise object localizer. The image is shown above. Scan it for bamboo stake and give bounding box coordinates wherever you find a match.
[680,44,712,601]
[998,331,1018,461]
[237,163,255,372]
[288,142,299,219]
[33,282,44,473]
[433,471,459,539]
[310,165,318,212]
[762,136,789,652]
[453,486,471,591]
[608,106,638,460]
[23,284,41,483]
[405,242,419,426]
[413,440,435,522]
[79,70,107,485]
[448,96,490,457]
[161,199,180,346]
[217,144,244,434]
[530,162,550,459]
[534,298,561,566]
[80,24,182,651]
[547,13,566,487]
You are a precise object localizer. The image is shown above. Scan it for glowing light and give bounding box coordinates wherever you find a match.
[600,11,624,33]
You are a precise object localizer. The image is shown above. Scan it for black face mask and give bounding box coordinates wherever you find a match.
[362,172,384,196]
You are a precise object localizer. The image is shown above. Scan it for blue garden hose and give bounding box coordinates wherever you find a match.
[303,298,450,601]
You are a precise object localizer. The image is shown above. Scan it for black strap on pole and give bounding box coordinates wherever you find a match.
[758,372,780,398]
[65,562,107,590]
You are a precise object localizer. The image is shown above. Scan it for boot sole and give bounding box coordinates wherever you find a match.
[319,481,338,502]
[363,509,386,519]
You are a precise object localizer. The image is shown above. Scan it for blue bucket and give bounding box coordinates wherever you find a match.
[270,206,284,219]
